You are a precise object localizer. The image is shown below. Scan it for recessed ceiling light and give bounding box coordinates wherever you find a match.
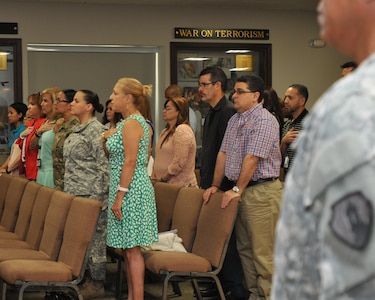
[225,50,252,54]
[182,57,210,61]
[230,67,252,72]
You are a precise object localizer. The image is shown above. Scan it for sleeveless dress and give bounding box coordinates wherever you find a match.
[36,128,55,188]
[106,115,158,249]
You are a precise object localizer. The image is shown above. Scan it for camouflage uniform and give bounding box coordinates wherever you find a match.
[52,116,79,191]
[272,53,375,299]
[63,117,109,281]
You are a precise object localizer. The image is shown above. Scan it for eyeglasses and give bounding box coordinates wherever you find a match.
[233,89,255,95]
[56,98,70,103]
[198,81,218,87]
[163,107,177,111]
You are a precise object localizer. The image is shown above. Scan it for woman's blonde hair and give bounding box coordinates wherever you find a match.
[40,87,62,119]
[116,78,152,112]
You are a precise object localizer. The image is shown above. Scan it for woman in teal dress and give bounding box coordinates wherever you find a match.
[32,87,61,188]
[104,78,158,300]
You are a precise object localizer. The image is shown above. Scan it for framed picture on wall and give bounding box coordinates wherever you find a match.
[171,42,272,86]
[177,60,201,81]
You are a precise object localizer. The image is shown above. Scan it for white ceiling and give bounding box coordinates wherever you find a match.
[6,0,319,12]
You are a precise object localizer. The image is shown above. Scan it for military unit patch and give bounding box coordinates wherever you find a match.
[330,192,372,250]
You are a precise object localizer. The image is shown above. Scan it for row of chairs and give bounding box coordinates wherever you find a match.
[0,174,102,300]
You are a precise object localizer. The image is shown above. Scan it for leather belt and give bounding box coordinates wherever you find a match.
[247,177,278,187]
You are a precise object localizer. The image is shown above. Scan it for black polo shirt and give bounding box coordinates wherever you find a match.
[282,108,309,173]
[200,96,236,190]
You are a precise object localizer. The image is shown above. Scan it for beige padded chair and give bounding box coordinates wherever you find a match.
[143,191,239,300]
[154,182,182,232]
[169,187,204,252]
[0,176,29,232]
[0,174,13,219]
[0,190,73,262]
[0,181,41,240]
[0,197,102,300]
[0,186,55,249]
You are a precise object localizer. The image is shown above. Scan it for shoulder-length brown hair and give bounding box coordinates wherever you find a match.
[160,96,189,148]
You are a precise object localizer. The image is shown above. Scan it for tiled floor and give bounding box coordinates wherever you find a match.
[5,258,202,300]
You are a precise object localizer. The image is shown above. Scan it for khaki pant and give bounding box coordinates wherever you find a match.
[235,180,283,300]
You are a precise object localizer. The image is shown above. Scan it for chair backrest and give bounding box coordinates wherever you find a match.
[0,176,29,232]
[171,187,203,252]
[0,174,12,219]
[24,186,55,249]
[192,192,239,268]
[38,190,74,260]
[153,182,182,232]
[58,197,102,277]
[12,181,41,240]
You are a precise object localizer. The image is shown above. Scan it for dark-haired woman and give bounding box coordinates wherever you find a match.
[103,99,122,129]
[152,96,197,187]
[51,89,79,191]
[263,87,284,141]
[63,89,109,299]
[0,102,28,175]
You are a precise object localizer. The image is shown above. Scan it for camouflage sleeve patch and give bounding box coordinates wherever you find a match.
[329,191,372,250]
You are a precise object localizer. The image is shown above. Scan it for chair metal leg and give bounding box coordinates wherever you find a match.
[191,279,203,300]
[1,281,6,300]
[213,277,225,300]
[171,281,181,297]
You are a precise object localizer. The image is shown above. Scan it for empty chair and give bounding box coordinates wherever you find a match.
[0,176,29,232]
[0,186,54,249]
[0,190,73,262]
[0,197,103,300]
[0,181,41,240]
[0,174,12,219]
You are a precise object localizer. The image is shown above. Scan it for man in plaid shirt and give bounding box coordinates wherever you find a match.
[204,75,283,300]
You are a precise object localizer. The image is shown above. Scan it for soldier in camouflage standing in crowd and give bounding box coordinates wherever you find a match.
[63,90,109,299]
[52,89,79,191]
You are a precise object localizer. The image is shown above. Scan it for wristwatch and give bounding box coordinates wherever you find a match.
[232,186,240,193]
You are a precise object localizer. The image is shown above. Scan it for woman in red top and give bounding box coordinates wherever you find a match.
[20,93,46,180]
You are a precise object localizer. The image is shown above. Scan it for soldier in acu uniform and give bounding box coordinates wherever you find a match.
[272,0,375,299]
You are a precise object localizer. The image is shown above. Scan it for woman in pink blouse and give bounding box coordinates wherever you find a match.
[152,96,197,187]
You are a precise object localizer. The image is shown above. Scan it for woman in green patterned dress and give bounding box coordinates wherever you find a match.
[104,78,158,300]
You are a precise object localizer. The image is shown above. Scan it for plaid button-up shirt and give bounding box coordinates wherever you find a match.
[220,103,281,182]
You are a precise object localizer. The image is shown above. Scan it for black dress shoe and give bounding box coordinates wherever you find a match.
[199,285,219,297]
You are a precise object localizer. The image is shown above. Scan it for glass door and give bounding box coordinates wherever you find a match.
[0,38,23,158]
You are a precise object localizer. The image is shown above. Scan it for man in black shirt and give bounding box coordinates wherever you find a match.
[280,84,309,177]
[199,67,236,191]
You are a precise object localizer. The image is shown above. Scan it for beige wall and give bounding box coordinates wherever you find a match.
[27,50,156,118]
[2,2,346,126]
